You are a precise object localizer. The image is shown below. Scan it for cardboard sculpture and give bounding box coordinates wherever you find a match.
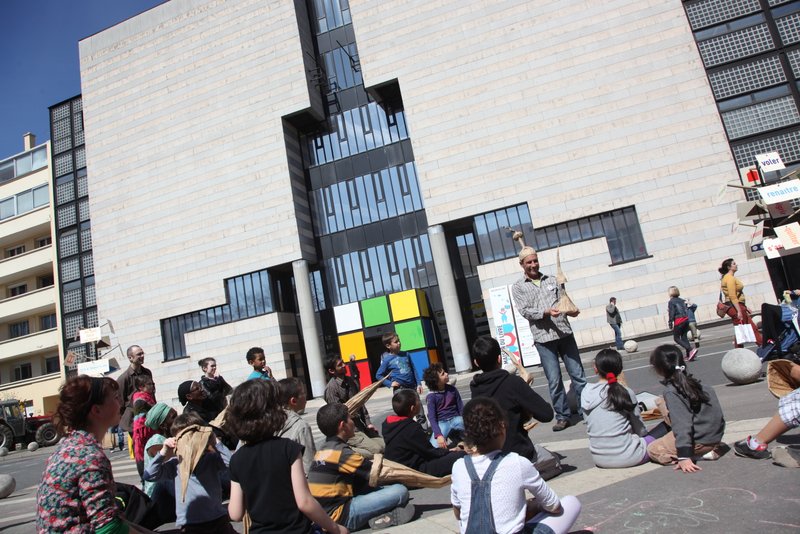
[368,453,451,488]
[767,359,800,398]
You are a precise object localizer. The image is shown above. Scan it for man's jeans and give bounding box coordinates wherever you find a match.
[610,323,624,350]
[534,334,587,421]
[346,484,409,530]
[429,415,465,447]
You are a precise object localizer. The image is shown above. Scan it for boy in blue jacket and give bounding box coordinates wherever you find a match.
[376,332,427,428]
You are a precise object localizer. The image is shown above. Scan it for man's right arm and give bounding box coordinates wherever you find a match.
[375,357,393,388]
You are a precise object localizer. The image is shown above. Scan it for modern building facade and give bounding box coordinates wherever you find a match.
[683,0,800,289]
[72,0,782,399]
[0,134,64,415]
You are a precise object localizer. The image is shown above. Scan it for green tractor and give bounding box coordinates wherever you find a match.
[0,399,61,450]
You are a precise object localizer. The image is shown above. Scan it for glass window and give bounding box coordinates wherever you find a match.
[13,363,32,381]
[10,320,30,338]
[45,357,60,374]
[41,314,57,330]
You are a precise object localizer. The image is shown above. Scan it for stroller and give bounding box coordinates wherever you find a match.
[757,297,800,363]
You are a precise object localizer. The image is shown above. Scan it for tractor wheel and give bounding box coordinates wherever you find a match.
[0,425,13,450]
[35,423,60,447]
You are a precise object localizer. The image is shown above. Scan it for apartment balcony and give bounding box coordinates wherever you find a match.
[0,328,59,361]
[0,205,51,248]
[0,286,56,323]
[0,244,54,286]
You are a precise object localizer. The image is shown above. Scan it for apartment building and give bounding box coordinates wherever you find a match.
[0,135,63,415]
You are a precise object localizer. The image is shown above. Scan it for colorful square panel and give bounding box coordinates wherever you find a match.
[361,296,391,328]
[347,360,373,390]
[408,349,430,383]
[422,318,436,347]
[428,349,440,364]
[334,302,362,333]
[389,289,428,322]
[338,331,367,361]
[395,319,425,351]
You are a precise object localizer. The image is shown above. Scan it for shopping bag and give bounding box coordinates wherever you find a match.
[734,323,756,344]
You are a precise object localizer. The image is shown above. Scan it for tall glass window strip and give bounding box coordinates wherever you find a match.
[473,204,535,264]
[697,23,774,67]
[732,129,800,168]
[321,235,436,307]
[322,44,362,91]
[532,206,649,265]
[721,94,800,138]
[303,102,410,167]
[311,0,351,33]
[708,55,786,99]
[310,162,423,235]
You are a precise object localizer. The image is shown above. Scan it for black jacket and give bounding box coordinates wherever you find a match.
[382,416,463,477]
[469,369,554,461]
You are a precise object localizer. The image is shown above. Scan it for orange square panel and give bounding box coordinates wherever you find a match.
[339,331,368,361]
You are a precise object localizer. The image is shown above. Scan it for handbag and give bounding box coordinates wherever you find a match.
[716,292,733,318]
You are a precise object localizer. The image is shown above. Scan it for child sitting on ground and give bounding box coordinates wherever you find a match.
[245,346,274,380]
[647,344,726,473]
[143,412,235,533]
[308,403,414,531]
[132,375,157,482]
[423,363,465,448]
[383,389,465,477]
[451,397,581,534]
[226,380,347,534]
[277,377,316,474]
[582,349,669,468]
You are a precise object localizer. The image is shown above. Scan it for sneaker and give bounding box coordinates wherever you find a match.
[772,446,800,468]
[552,419,571,432]
[734,439,771,460]
[368,502,415,530]
[686,348,698,361]
[701,449,720,461]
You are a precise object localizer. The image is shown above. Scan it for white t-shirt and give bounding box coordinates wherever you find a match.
[450,450,560,534]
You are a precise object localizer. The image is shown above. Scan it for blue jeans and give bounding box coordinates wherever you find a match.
[345,484,409,530]
[535,334,587,421]
[429,415,465,447]
[610,323,624,349]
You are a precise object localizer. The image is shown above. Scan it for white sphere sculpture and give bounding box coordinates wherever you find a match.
[721,348,762,385]
[27,442,39,452]
[0,474,15,499]
[624,340,638,353]
[0,447,8,457]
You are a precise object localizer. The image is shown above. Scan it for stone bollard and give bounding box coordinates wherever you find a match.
[0,474,15,499]
[624,340,638,353]
[721,348,762,385]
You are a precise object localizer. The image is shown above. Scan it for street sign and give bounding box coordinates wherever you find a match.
[758,179,800,205]
[775,222,800,252]
[756,152,785,172]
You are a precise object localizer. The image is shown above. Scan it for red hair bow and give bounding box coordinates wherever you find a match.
[606,372,617,384]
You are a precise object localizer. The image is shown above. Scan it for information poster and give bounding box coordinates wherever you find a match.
[488,286,540,367]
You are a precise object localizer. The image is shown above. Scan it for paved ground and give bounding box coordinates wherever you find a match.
[2,323,798,533]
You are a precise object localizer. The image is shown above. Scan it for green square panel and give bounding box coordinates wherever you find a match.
[395,319,425,351]
[361,296,391,328]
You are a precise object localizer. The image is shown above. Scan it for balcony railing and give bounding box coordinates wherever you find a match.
[0,285,56,323]
[0,244,54,286]
[0,328,59,360]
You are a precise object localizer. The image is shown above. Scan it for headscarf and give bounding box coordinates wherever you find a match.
[145,402,172,430]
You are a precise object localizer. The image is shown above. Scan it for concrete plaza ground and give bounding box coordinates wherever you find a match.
[1,322,798,533]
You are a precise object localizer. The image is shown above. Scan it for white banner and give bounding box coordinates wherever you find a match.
[758,179,800,205]
[77,358,111,376]
[775,222,800,252]
[488,286,540,367]
[79,327,102,344]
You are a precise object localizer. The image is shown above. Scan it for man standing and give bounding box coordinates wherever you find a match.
[116,345,153,433]
[511,247,586,432]
[606,297,624,350]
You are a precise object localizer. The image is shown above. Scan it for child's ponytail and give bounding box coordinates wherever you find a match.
[594,349,635,414]
[649,344,709,408]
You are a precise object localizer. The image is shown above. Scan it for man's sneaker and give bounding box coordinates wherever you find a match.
[734,439,771,460]
[552,419,571,432]
[700,449,720,461]
[368,502,415,530]
[772,446,800,468]
[686,348,698,361]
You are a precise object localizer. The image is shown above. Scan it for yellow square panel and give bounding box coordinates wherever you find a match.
[389,289,426,321]
[339,331,368,361]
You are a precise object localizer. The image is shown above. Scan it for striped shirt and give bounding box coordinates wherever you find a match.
[308,437,372,523]
[511,273,573,344]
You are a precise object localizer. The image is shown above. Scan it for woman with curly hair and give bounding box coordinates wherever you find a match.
[450,397,580,534]
[36,375,149,533]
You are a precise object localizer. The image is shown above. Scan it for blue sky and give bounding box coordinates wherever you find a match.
[0,1,165,159]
